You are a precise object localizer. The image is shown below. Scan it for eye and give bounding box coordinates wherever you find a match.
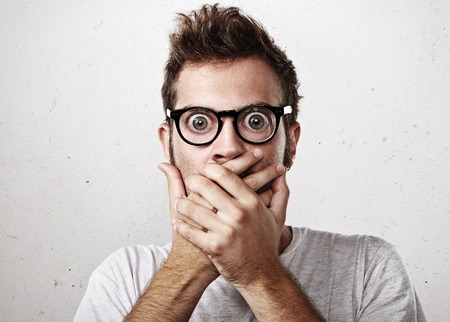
[185,112,215,133]
[243,111,270,131]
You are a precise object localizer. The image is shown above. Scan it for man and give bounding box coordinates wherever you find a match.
[75,4,425,321]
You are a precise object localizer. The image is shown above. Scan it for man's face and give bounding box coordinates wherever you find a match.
[159,56,299,182]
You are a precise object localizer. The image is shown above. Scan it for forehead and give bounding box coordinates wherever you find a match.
[175,57,282,110]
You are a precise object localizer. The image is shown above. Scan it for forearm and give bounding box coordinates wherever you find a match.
[236,262,324,322]
[136,163,218,320]
[125,251,217,321]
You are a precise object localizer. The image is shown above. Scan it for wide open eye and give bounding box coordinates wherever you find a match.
[238,107,277,143]
[243,111,270,131]
[182,110,216,134]
[190,114,209,131]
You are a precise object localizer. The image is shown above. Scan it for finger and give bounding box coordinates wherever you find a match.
[222,148,263,175]
[176,198,222,231]
[158,162,186,220]
[243,163,285,192]
[197,163,257,202]
[188,155,279,215]
[185,172,238,212]
[188,192,215,212]
[172,219,212,253]
[158,163,210,230]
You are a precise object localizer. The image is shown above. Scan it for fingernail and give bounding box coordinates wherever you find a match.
[173,197,180,210]
[276,163,285,173]
[158,162,167,173]
[253,149,263,158]
[171,219,178,231]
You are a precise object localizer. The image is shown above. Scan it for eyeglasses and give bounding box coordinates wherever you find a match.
[166,105,292,146]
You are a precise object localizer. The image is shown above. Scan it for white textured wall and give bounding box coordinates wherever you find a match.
[1,1,449,321]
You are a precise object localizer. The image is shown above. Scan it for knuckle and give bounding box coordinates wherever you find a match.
[232,208,247,225]
[209,240,224,255]
[222,226,235,240]
[244,176,258,190]
[246,195,260,210]
[186,202,198,218]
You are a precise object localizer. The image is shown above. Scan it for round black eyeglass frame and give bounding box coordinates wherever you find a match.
[166,105,292,146]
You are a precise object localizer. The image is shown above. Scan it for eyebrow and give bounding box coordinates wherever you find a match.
[180,102,275,111]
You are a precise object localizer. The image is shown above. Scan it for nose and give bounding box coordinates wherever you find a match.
[211,117,246,164]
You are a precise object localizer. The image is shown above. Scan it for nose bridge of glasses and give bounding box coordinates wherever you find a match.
[216,109,239,121]
[214,110,241,142]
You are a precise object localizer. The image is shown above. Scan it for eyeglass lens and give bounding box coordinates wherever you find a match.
[179,106,277,144]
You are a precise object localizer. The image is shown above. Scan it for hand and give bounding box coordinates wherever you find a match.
[158,162,217,279]
[172,157,289,287]
[158,149,278,277]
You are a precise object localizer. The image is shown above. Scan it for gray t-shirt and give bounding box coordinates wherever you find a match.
[74,227,426,321]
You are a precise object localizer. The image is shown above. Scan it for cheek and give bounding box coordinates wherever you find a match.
[267,134,287,162]
[171,138,208,178]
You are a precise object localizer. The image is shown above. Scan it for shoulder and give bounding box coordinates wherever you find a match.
[289,226,394,262]
[74,244,170,321]
[287,227,425,321]
[94,244,170,275]
[287,226,408,287]
[91,244,170,290]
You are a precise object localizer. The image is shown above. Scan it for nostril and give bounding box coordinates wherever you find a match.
[212,154,227,164]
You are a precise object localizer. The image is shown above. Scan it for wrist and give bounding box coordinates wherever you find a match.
[166,245,219,283]
[232,257,286,291]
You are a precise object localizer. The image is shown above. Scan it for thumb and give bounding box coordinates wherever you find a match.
[268,170,289,226]
[158,162,186,220]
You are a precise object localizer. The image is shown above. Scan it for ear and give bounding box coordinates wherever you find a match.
[288,121,301,163]
[158,122,171,162]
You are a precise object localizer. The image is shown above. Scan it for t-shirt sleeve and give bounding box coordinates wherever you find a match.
[357,240,426,322]
[74,245,167,322]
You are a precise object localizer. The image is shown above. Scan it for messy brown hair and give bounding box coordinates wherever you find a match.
[161,4,301,124]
